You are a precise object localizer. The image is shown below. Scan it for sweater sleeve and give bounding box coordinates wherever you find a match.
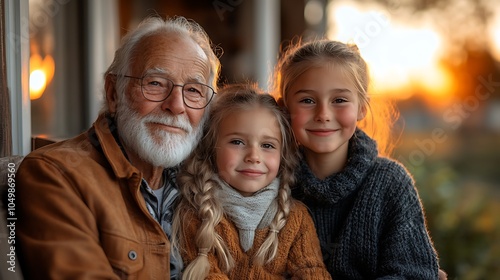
[376,160,439,279]
[286,203,332,280]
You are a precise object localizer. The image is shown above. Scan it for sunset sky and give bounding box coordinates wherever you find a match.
[326,0,500,104]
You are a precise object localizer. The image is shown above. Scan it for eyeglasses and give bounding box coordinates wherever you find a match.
[124,74,216,109]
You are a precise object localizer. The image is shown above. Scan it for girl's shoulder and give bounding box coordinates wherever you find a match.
[283,199,318,232]
[289,198,309,212]
[288,199,321,224]
[371,156,414,182]
[357,156,418,200]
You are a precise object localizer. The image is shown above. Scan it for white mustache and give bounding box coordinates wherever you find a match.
[142,114,193,133]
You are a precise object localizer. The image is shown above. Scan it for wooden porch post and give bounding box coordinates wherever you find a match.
[0,0,13,157]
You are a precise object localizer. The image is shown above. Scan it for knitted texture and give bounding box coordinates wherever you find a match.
[293,129,439,279]
[215,176,279,251]
[180,202,332,279]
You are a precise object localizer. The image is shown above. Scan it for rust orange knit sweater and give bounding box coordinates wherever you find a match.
[180,201,332,279]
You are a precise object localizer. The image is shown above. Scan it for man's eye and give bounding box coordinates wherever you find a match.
[144,77,167,88]
[185,86,202,94]
[149,81,163,86]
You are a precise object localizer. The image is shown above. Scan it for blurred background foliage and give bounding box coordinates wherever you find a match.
[413,159,500,279]
[355,0,500,278]
[394,133,500,279]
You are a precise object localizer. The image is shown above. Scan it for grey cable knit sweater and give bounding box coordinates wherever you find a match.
[292,129,439,279]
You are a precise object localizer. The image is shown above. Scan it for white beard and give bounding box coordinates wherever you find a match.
[115,99,205,168]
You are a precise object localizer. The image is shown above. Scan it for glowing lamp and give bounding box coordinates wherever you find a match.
[29,54,55,100]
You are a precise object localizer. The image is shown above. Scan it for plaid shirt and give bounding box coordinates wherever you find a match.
[140,168,182,280]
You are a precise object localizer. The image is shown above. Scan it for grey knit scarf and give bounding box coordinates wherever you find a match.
[214,175,279,252]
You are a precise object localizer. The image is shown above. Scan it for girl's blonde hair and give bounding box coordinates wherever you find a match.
[172,83,299,279]
[271,39,398,156]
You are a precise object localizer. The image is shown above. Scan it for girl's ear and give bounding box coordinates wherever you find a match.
[357,104,367,121]
[105,74,118,114]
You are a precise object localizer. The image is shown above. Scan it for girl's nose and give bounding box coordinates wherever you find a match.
[314,103,331,122]
[244,146,261,164]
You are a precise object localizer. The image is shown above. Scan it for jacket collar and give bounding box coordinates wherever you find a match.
[91,114,139,179]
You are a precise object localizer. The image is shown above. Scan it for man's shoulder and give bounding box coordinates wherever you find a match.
[20,131,99,172]
[25,132,91,159]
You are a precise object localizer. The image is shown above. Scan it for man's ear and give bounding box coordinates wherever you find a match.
[105,74,118,114]
[357,104,367,121]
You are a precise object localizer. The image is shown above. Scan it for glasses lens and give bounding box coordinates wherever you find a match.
[183,83,214,108]
[141,75,172,101]
[139,74,214,108]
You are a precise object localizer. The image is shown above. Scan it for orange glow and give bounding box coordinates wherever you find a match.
[493,29,500,57]
[415,64,453,98]
[30,70,47,99]
[489,14,500,61]
[29,53,55,100]
[327,2,454,103]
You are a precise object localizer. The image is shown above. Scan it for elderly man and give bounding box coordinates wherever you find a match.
[16,16,220,279]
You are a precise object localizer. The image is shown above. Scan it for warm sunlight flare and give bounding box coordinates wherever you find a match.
[29,53,55,100]
[327,2,453,101]
[489,12,500,62]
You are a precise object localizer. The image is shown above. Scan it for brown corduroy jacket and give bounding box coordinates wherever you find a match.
[180,201,332,280]
[16,114,171,279]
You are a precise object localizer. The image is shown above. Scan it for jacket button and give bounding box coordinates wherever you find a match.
[128,250,138,260]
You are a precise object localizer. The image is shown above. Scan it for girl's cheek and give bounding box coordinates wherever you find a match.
[290,114,309,127]
[335,107,358,125]
[291,122,306,144]
[289,111,304,125]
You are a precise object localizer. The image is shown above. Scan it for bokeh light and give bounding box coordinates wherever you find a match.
[29,53,55,100]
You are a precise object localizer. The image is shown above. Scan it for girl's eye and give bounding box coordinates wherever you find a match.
[333,98,348,103]
[262,143,276,149]
[299,98,314,104]
[229,139,244,145]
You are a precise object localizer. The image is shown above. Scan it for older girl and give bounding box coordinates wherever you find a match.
[273,39,441,279]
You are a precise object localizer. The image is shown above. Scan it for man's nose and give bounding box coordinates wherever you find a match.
[161,85,186,115]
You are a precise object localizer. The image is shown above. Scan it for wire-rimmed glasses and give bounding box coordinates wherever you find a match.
[124,74,216,109]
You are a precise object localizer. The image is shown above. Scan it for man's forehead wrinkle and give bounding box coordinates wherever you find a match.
[129,32,211,85]
[144,58,208,83]
[137,45,209,80]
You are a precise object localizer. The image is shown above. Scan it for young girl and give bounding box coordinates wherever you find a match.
[272,39,441,279]
[172,84,331,280]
